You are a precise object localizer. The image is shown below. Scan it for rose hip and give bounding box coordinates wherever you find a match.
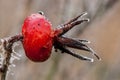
[22,12,100,62]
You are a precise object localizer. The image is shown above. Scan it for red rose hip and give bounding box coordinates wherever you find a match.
[22,13,53,62]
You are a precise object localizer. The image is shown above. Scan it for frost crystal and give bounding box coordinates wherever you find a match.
[8,42,22,76]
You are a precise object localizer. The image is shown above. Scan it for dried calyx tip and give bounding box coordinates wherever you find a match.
[80,12,88,18]
[87,41,91,44]
[82,18,90,22]
[98,57,101,61]
[80,12,90,22]
[38,11,44,15]
[93,52,101,61]
[90,48,101,61]
[85,57,94,62]
[79,39,91,44]
[90,58,94,62]
[86,18,90,22]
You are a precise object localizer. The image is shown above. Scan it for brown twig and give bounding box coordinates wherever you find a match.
[0,34,23,80]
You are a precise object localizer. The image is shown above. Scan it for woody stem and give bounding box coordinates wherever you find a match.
[0,34,23,80]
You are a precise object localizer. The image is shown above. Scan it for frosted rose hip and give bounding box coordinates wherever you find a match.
[22,13,53,62]
[22,12,100,62]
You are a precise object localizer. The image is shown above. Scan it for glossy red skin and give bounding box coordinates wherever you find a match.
[22,13,53,62]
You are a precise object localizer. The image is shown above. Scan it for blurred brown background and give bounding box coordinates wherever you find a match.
[0,0,120,80]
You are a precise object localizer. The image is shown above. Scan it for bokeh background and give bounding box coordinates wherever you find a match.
[0,0,120,80]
